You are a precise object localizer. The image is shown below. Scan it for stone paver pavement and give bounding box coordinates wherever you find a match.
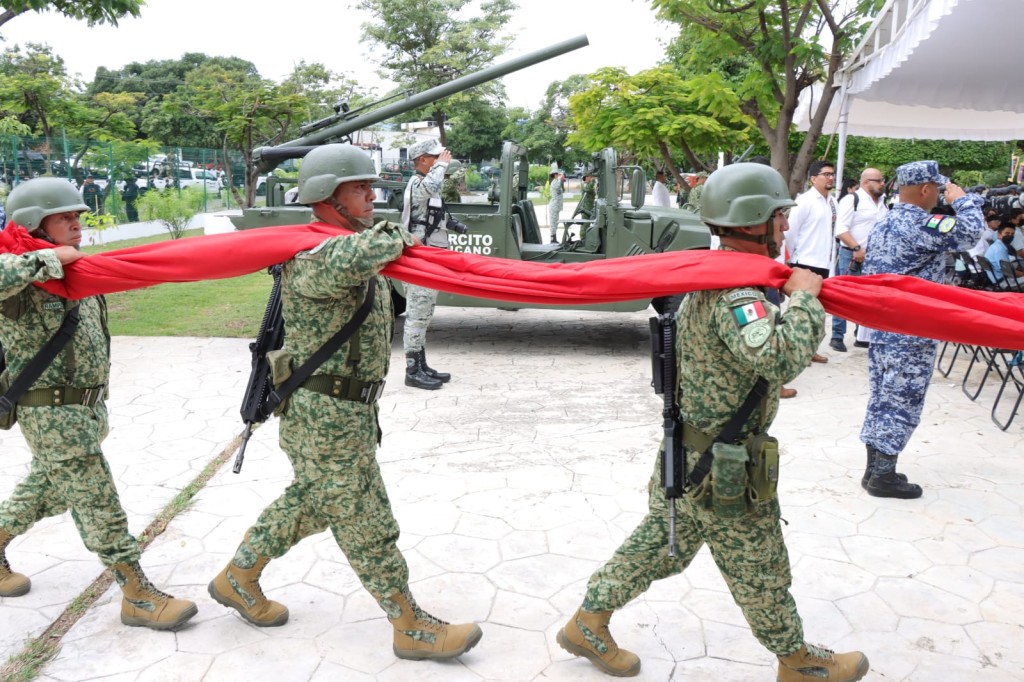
[1,306,1022,681]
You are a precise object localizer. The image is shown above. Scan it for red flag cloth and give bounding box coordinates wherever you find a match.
[2,222,1023,349]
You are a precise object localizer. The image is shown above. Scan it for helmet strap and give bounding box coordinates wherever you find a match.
[315,198,373,230]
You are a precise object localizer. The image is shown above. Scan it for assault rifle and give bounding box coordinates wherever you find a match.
[649,310,684,557]
[234,264,285,473]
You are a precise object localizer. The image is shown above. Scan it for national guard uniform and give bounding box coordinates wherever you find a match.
[441,159,463,205]
[401,138,452,390]
[557,163,869,682]
[548,170,564,243]
[0,177,195,630]
[859,161,985,498]
[209,144,481,661]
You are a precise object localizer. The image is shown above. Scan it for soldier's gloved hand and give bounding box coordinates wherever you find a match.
[783,267,822,297]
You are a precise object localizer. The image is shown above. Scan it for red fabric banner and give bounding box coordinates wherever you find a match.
[2,222,1023,349]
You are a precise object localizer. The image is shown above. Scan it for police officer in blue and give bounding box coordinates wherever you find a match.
[860,161,984,498]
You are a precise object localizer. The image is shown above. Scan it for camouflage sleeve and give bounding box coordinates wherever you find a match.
[945,193,986,251]
[289,221,412,299]
[0,250,64,300]
[712,288,825,385]
[417,163,446,199]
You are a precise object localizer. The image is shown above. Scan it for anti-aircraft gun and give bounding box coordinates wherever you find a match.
[231,34,710,315]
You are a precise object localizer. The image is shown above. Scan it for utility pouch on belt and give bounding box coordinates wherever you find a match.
[710,442,749,518]
[746,433,779,504]
[266,350,293,416]
[0,370,14,430]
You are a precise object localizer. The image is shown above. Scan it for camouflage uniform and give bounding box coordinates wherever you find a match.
[577,179,596,219]
[684,182,704,214]
[246,221,416,601]
[548,175,564,241]
[0,249,139,565]
[860,171,984,460]
[402,164,448,354]
[583,255,825,655]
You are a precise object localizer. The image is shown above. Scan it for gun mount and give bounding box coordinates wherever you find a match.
[252,34,590,174]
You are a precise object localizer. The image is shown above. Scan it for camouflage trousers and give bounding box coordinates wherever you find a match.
[548,203,562,240]
[0,403,140,566]
[860,336,938,456]
[583,449,804,656]
[248,389,409,603]
[403,283,438,354]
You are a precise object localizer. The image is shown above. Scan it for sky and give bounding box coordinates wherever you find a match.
[4,0,679,110]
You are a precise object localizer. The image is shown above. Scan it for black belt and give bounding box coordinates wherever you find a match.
[18,385,106,407]
[300,375,385,404]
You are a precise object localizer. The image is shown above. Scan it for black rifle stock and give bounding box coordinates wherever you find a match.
[234,264,285,473]
[650,312,684,557]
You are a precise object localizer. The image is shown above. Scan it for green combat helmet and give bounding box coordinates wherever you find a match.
[444,160,463,177]
[700,162,795,234]
[6,177,89,231]
[297,143,380,205]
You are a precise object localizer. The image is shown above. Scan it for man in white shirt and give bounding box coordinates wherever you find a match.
[830,168,888,352]
[651,170,671,207]
[785,159,837,363]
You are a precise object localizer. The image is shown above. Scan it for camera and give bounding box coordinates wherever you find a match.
[445,216,468,234]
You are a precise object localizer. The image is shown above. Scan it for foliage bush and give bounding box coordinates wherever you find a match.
[137,188,204,239]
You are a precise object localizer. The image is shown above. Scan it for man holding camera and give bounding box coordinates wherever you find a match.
[401,139,455,390]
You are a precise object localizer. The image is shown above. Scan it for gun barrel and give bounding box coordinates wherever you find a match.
[254,34,590,172]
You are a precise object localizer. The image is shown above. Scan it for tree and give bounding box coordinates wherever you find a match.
[445,98,507,163]
[569,66,753,188]
[91,53,259,148]
[278,60,376,142]
[159,64,304,207]
[0,0,142,31]
[357,0,514,145]
[0,43,81,142]
[654,0,884,194]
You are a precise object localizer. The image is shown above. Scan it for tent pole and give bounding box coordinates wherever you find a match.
[835,78,852,197]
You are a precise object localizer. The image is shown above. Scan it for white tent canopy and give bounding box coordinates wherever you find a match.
[796,0,1024,142]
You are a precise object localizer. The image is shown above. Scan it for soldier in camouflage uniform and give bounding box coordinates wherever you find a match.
[683,171,708,214]
[208,144,482,661]
[577,172,597,220]
[859,161,984,498]
[557,164,869,682]
[401,138,453,390]
[0,177,196,630]
[441,160,463,204]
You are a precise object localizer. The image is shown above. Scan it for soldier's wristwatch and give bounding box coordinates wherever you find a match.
[850,245,862,252]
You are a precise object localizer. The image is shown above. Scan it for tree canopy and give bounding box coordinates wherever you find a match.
[0,0,142,31]
[357,0,514,145]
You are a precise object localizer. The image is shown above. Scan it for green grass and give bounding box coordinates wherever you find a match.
[83,229,272,338]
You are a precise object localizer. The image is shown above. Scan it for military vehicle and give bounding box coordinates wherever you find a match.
[231,35,710,314]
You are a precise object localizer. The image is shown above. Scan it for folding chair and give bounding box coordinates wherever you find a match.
[961,345,1011,401]
[975,255,1002,290]
[937,339,968,377]
[955,251,986,289]
[998,260,1024,293]
[991,351,1024,430]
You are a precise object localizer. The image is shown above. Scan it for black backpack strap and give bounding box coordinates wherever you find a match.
[266,278,376,413]
[0,303,82,415]
[688,376,769,487]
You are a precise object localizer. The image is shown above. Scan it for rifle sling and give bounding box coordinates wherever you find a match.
[266,278,376,413]
[0,303,82,415]
[687,376,769,487]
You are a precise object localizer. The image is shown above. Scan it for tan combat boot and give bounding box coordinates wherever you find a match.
[556,607,641,677]
[111,562,197,630]
[0,528,31,597]
[777,643,869,682]
[208,532,288,627]
[384,590,482,660]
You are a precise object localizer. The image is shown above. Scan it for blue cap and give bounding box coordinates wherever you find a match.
[895,160,949,186]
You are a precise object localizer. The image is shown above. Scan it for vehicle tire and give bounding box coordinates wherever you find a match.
[651,294,684,315]
[391,288,407,317]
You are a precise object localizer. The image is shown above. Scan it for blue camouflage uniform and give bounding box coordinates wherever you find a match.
[860,161,984,459]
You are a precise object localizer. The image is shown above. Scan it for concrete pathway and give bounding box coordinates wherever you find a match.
[1,307,1022,681]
